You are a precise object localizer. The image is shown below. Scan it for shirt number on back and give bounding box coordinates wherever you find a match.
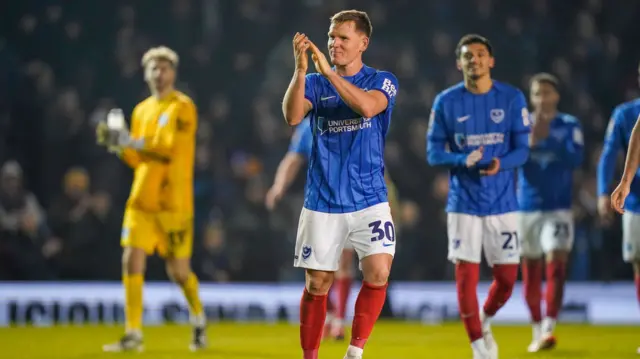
[369,220,395,243]
[501,231,519,250]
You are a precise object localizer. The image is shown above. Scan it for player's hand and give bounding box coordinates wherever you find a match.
[265,185,285,211]
[480,158,501,176]
[96,121,109,146]
[465,146,484,167]
[530,113,551,147]
[307,41,333,77]
[611,181,631,214]
[293,32,310,73]
[597,195,614,225]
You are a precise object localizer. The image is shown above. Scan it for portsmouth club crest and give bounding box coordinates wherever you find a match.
[301,245,312,260]
[490,109,505,124]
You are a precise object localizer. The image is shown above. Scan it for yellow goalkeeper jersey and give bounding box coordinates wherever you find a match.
[120,90,197,214]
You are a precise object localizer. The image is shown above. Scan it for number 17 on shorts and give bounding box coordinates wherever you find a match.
[447,212,520,266]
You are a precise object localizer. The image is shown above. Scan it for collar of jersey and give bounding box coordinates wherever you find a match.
[331,64,372,79]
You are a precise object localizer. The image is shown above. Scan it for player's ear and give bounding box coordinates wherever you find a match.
[456,59,462,71]
[488,56,495,69]
[360,36,369,52]
[143,65,151,82]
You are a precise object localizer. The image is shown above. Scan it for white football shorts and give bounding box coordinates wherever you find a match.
[293,202,396,271]
[447,212,520,266]
[622,211,640,262]
[518,210,574,258]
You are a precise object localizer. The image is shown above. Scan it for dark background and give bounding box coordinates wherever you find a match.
[0,0,637,283]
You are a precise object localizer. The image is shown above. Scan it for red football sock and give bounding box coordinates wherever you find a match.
[522,258,543,323]
[326,286,336,315]
[455,262,482,342]
[350,281,388,349]
[635,273,640,307]
[300,288,327,359]
[545,260,566,319]
[483,264,518,316]
[335,277,353,320]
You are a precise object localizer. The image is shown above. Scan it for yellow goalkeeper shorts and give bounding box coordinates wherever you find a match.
[121,209,193,258]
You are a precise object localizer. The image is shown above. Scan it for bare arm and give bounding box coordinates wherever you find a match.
[282,71,312,126]
[266,152,306,210]
[272,153,306,193]
[307,42,390,118]
[620,114,640,185]
[325,72,388,118]
[283,33,313,126]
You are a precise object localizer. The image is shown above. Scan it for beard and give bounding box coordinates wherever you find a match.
[466,68,484,80]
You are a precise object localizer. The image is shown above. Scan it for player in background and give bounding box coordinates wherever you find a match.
[265,117,400,341]
[282,10,399,359]
[518,73,584,352]
[599,66,640,354]
[427,34,531,359]
[96,46,207,352]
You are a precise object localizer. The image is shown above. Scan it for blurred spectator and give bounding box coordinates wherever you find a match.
[3,0,640,281]
[198,219,232,283]
[0,161,54,279]
[55,190,121,279]
[47,167,91,244]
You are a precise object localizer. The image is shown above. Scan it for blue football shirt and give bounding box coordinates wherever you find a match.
[288,117,312,160]
[597,99,640,213]
[427,81,531,216]
[518,113,584,211]
[303,65,398,213]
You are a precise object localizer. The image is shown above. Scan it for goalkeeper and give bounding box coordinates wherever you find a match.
[96,46,207,352]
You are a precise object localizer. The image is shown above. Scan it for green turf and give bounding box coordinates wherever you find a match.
[0,322,638,358]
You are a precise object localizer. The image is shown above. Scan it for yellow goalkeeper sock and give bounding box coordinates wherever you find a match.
[123,273,144,333]
[180,272,204,323]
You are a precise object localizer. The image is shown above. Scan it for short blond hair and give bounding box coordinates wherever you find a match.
[330,10,372,37]
[141,46,179,68]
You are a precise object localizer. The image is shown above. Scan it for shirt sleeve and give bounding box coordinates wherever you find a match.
[118,105,142,168]
[304,74,319,109]
[288,118,313,160]
[556,120,584,167]
[426,95,467,167]
[510,90,532,136]
[369,71,399,109]
[597,109,623,196]
[497,90,531,170]
[135,99,197,160]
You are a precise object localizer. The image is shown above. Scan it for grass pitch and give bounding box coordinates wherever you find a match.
[1,321,638,359]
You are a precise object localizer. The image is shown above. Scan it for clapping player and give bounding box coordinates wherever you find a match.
[266,117,400,342]
[282,10,399,359]
[518,74,584,352]
[96,46,207,352]
[598,63,640,354]
[427,34,531,359]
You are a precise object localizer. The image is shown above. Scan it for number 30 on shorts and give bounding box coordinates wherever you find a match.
[501,231,519,250]
[369,220,395,243]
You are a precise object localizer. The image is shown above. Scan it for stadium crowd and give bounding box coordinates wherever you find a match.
[1,0,639,282]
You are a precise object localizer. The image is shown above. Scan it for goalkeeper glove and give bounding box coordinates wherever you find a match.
[96,108,140,152]
[96,121,132,149]
[96,121,109,146]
